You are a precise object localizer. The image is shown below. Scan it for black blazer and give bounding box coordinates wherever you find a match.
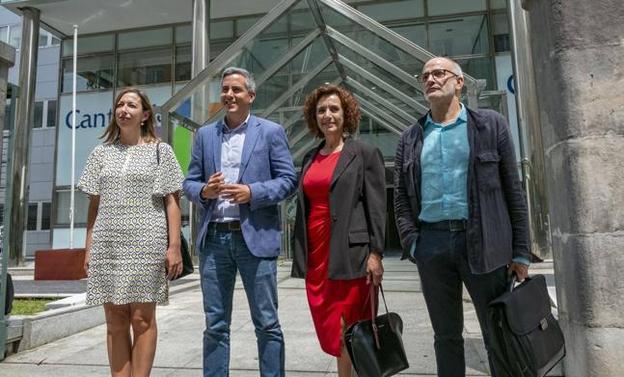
[393,107,530,273]
[291,138,386,280]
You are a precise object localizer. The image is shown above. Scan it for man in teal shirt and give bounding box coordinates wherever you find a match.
[394,57,530,377]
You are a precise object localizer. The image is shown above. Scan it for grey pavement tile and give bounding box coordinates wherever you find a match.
[2,255,517,377]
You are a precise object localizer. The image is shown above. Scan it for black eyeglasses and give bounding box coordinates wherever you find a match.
[416,69,459,83]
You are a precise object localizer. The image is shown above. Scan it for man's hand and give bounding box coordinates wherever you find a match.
[220,183,252,204]
[201,172,225,200]
[366,251,384,286]
[508,262,529,281]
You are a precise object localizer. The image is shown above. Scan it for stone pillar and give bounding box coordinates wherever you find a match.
[525,0,624,375]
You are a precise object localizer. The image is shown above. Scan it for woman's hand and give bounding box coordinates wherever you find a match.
[366,251,384,286]
[165,244,183,280]
[83,248,91,274]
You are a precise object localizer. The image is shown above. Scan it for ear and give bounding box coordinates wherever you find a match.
[248,91,256,104]
[455,76,465,91]
[142,111,150,122]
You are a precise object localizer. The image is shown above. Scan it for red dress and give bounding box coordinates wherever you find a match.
[303,151,372,357]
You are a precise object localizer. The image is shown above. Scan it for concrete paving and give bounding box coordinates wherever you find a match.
[1,254,562,376]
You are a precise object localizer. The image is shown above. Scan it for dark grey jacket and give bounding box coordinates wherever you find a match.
[291,138,386,280]
[393,107,530,274]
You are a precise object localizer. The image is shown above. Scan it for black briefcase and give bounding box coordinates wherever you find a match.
[488,274,565,377]
[344,284,409,377]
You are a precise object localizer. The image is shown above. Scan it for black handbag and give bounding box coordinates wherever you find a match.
[344,284,409,377]
[488,274,565,377]
[156,142,194,280]
[3,272,14,315]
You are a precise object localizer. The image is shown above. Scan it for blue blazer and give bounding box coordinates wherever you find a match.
[183,115,297,258]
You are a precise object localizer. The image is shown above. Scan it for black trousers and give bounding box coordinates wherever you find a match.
[414,227,508,377]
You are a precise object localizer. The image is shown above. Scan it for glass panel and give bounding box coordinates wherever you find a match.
[479,91,507,115]
[51,36,60,45]
[290,8,317,34]
[38,31,48,47]
[320,5,424,77]
[491,0,507,10]
[8,24,20,48]
[41,202,51,230]
[357,117,400,161]
[0,26,8,44]
[241,37,290,73]
[427,0,486,16]
[429,15,490,56]
[357,0,425,21]
[62,34,114,57]
[492,12,510,53]
[27,203,37,231]
[62,55,115,93]
[236,16,260,36]
[211,20,234,40]
[118,27,172,50]
[176,21,233,43]
[175,24,192,44]
[33,101,43,128]
[117,48,173,87]
[457,56,495,90]
[391,24,427,51]
[171,4,319,125]
[47,99,57,128]
[344,75,421,121]
[347,69,424,118]
[55,190,89,225]
[175,45,192,82]
[255,37,330,111]
[335,40,422,96]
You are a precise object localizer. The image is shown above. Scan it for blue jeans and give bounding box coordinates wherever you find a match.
[414,228,508,377]
[199,227,285,377]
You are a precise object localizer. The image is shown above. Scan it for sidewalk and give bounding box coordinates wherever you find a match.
[1,254,561,376]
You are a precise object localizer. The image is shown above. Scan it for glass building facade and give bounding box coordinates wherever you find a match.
[2,0,519,254]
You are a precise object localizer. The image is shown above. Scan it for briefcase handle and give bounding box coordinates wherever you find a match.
[369,283,390,350]
[508,272,534,293]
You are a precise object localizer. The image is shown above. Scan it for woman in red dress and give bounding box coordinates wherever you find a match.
[291,85,386,376]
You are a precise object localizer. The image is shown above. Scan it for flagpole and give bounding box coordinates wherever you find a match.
[69,25,77,249]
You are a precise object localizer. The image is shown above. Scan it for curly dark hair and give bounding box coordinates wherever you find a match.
[303,84,361,138]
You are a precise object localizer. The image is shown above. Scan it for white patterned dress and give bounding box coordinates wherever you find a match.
[78,141,184,306]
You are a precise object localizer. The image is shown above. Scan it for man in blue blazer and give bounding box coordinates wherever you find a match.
[183,67,296,377]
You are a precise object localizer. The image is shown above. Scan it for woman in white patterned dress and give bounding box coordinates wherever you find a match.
[78,88,185,377]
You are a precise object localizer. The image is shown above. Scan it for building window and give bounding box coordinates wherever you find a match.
[46,99,57,128]
[41,202,51,230]
[25,202,53,231]
[33,100,56,128]
[27,203,38,231]
[492,12,510,53]
[62,54,115,93]
[33,101,44,128]
[117,47,173,87]
[0,25,8,44]
[54,190,89,226]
